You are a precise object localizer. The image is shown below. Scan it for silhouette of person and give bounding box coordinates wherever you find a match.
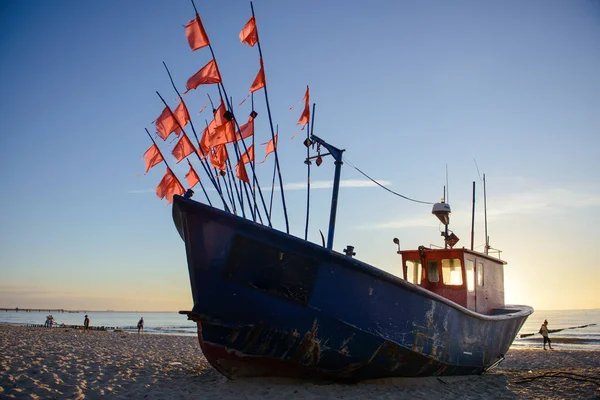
[84,315,90,332]
[540,319,553,350]
[137,317,144,334]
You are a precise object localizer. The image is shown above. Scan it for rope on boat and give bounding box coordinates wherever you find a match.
[343,157,435,205]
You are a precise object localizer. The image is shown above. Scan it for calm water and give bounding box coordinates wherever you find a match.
[0,311,197,336]
[511,308,600,350]
[1,309,599,350]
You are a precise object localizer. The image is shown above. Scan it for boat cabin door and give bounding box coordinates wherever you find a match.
[465,257,487,313]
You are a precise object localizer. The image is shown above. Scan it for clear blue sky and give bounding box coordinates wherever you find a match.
[1,0,599,311]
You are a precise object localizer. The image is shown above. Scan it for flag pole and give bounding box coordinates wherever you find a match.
[251,93,261,224]
[189,0,272,228]
[249,1,290,233]
[186,160,211,205]
[268,125,278,218]
[216,72,263,223]
[230,95,247,219]
[187,0,248,218]
[215,86,246,218]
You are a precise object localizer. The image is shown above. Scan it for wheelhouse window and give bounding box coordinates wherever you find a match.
[406,260,422,284]
[442,258,463,286]
[427,260,439,283]
[465,259,475,292]
[477,261,484,286]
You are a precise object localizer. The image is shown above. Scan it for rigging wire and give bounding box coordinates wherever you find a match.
[473,158,484,181]
[343,156,435,205]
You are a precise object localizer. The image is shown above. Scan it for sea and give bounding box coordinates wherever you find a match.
[1,308,599,350]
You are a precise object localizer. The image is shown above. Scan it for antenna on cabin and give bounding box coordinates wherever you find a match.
[473,159,490,254]
[432,193,459,249]
[446,164,449,205]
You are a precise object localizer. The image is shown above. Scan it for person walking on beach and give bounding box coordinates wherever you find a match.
[137,317,144,334]
[540,319,553,350]
[83,315,90,332]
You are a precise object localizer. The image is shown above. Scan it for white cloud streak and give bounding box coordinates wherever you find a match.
[487,187,600,219]
[129,179,391,194]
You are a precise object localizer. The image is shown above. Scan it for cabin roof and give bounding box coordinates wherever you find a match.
[399,247,506,265]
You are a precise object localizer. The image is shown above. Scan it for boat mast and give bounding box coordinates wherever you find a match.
[471,181,475,250]
[304,104,316,241]
[443,186,448,249]
[483,173,489,255]
[309,134,344,250]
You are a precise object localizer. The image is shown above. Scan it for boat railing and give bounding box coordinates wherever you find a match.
[486,246,502,259]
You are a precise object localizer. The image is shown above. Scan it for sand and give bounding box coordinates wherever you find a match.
[1,325,598,399]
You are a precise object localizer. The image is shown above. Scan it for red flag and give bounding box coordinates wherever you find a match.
[186,59,221,92]
[239,16,258,47]
[155,101,190,140]
[235,159,249,183]
[199,101,226,156]
[172,134,196,163]
[165,179,185,204]
[259,134,277,164]
[241,144,254,164]
[238,115,255,140]
[249,58,265,92]
[210,144,228,171]
[156,168,175,198]
[297,86,310,126]
[185,160,200,188]
[185,14,210,51]
[210,120,236,147]
[198,127,211,158]
[156,168,185,204]
[202,99,234,147]
[143,143,164,173]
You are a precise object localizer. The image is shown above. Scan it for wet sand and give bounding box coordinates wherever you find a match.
[1,325,598,399]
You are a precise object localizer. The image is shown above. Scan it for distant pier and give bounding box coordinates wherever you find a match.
[0,308,86,313]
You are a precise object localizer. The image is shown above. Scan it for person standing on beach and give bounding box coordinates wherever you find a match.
[540,319,553,350]
[84,315,90,332]
[137,317,144,334]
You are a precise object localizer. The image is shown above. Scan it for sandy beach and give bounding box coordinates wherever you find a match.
[1,325,598,399]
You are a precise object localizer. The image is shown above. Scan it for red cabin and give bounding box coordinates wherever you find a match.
[399,247,505,314]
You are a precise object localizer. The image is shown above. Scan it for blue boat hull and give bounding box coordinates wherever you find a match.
[173,196,532,380]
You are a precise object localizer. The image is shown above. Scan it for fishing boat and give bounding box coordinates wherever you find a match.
[141,2,533,382]
[174,165,532,381]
